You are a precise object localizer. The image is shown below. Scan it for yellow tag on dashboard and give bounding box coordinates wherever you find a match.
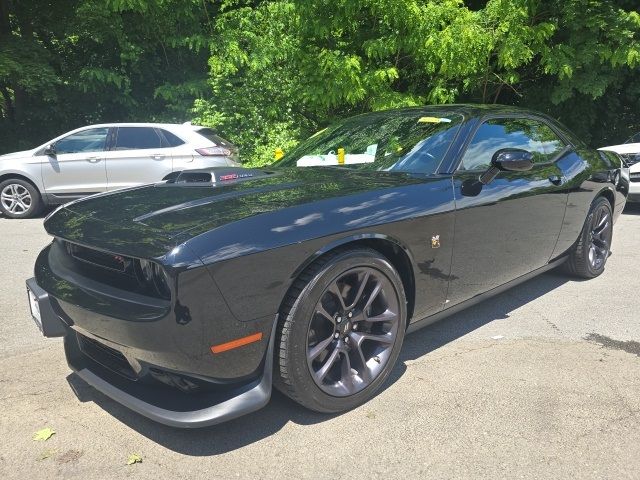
[337,148,345,164]
[418,116,452,123]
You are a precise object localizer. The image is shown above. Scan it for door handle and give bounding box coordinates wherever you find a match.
[548,175,563,186]
[151,154,165,160]
[85,156,101,163]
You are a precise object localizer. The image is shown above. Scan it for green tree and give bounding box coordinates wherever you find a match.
[194,0,639,165]
[1,0,638,162]
[0,0,210,152]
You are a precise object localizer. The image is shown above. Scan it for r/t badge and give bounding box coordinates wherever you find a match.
[431,235,440,249]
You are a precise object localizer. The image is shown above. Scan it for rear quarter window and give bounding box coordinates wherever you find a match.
[159,129,185,147]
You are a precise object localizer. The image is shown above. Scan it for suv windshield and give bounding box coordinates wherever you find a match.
[625,132,640,144]
[275,111,463,174]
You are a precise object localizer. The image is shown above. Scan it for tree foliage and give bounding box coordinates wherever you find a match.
[1,0,639,164]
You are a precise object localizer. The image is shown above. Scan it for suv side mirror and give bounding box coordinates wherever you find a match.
[43,144,56,156]
[491,148,534,172]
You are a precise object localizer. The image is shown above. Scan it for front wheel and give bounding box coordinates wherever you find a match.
[0,179,43,218]
[275,248,406,413]
[564,196,613,279]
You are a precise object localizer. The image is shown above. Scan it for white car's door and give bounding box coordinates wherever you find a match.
[42,127,109,196]
[104,127,174,190]
[155,128,196,172]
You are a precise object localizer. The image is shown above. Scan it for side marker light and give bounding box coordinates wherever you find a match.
[210,332,263,354]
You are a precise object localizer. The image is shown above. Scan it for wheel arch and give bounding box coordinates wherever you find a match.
[0,172,42,192]
[596,186,615,212]
[287,234,417,326]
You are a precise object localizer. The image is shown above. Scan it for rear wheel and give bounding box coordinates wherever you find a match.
[0,179,43,219]
[275,248,406,412]
[564,196,613,279]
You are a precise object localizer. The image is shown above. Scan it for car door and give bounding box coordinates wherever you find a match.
[104,127,174,190]
[447,116,569,306]
[42,127,109,196]
[156,127,196,172]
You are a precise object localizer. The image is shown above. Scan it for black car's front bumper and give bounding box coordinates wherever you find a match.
[27,276,275,427]
[64,318,276,428]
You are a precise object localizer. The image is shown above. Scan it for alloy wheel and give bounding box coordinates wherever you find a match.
[306,267,400,397]
[588,203,612,270]
[1,184,32,215]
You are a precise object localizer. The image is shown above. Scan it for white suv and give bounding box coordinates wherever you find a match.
[600,132,640,203]
[0,123,240,218]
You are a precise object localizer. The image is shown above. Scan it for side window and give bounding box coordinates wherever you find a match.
[460,118,566,171]
[159,129,185,147]
[114,127,163,150]
[55,128,109,154]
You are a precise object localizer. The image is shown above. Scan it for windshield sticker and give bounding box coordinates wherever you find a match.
[296,145,377,167]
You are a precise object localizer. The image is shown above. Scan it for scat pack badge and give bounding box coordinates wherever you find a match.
[431,235,440,249]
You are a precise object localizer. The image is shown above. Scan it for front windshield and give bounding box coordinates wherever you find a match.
[275,111,463,174]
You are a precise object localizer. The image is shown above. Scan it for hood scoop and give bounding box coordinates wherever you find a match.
[132,168,298,224]
[171,167,270,185]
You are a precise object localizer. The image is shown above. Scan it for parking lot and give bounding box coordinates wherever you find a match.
[0,207,639,480]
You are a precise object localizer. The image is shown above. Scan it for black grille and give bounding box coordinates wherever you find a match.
[77,333,137,380]
[59,240,170,300]
[66,242,133,273]
[630,172,640,183]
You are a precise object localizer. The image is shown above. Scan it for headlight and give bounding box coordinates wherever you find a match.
[136,259,171,299]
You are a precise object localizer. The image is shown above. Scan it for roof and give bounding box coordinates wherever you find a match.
[76,123,206,129]
[379,103,545,116]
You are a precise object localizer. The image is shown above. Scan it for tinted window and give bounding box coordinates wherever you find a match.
[626,132,640,144]
[195,128,233,147]
[160,129,185,147]
[460,118,566,171]
[599,150,623,169]
[275,112,463,174]
[114,127,163,150]
[55,128,108,154]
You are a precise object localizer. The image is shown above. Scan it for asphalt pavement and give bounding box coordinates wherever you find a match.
[0,207,639,479]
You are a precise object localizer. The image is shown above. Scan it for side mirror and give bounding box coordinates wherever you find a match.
[43,144,56,156]
[479,148,534,185]
[491,148,534,172]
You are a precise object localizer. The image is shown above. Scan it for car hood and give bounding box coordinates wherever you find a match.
[0,149,35,159]
[44,167,425,258]
[599,143,640,155]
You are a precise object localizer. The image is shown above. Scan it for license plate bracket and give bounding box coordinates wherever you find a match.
[25,278,67,338]
[27,286,43,332]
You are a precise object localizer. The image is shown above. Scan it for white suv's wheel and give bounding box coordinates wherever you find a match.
[0,179,43,218]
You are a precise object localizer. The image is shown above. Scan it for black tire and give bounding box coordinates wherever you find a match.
[275,247,406,413]
[564,196,613,279]
[0,178,43,219]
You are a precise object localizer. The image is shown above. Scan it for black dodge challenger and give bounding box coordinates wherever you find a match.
[27,105,628,428]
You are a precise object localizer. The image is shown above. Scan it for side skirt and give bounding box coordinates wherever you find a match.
[406,256,568,334]
[43,192,98,206]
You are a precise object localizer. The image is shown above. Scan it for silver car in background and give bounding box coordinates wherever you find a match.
[0,123,239,218]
